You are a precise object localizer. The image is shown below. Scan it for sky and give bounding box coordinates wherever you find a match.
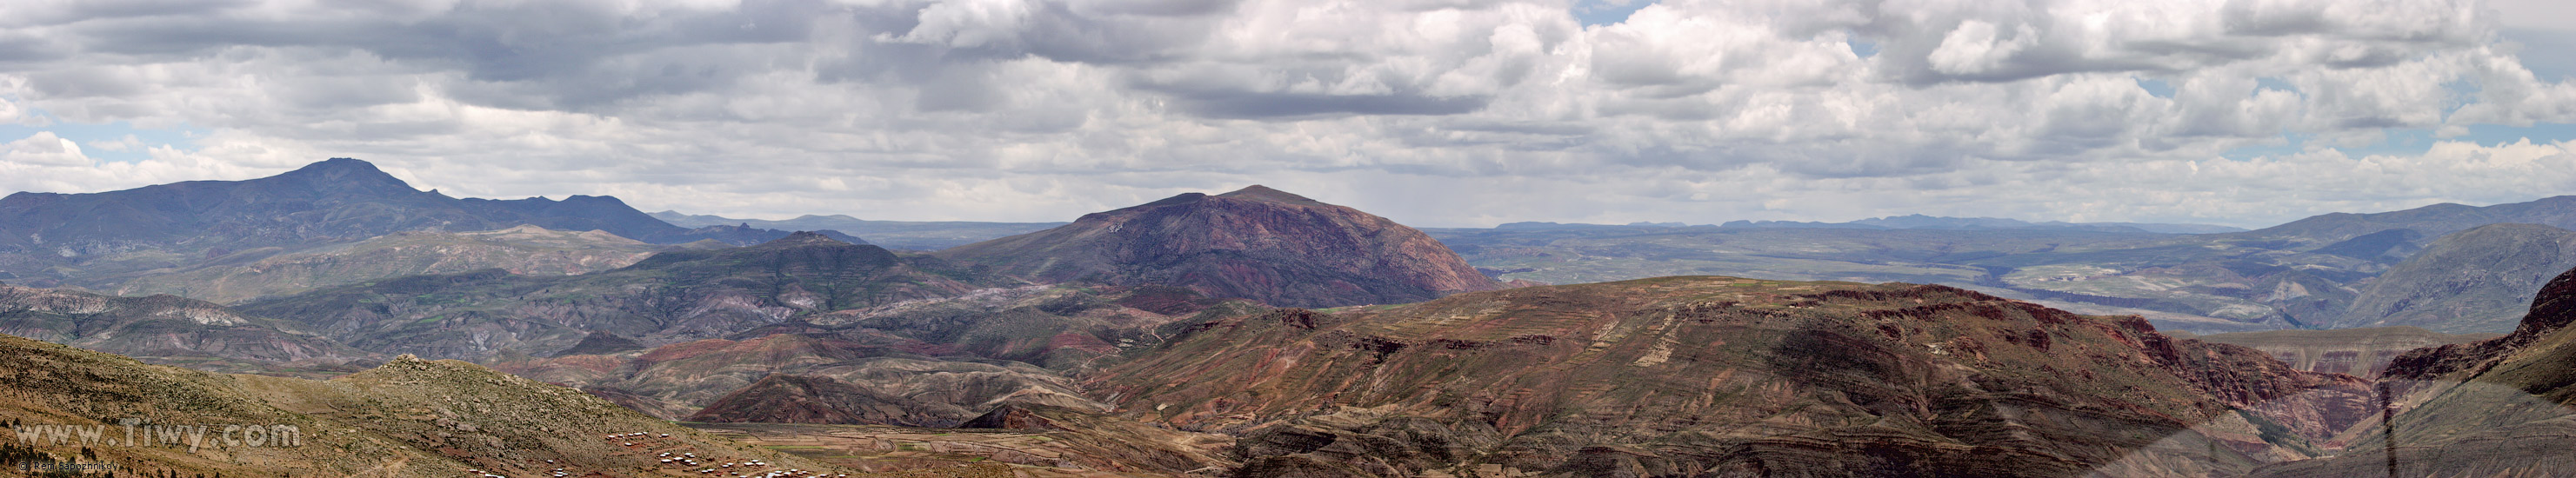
[2,0,2574,229]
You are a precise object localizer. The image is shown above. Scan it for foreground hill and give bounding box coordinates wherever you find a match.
[0,333,853,477]
[237,232,1003,360]
[1091,276,2373,476]
[107,224,672,304]
[939,185,1505,308]
[2333,223,2576,333]
[0,157,856,290]
[497,284,1248,425]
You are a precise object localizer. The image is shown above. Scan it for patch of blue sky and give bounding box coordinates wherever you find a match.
[1847,38,1879,59]
[1572,0,1654,27]
[2134,78,2174,98]
[0,109,204,163]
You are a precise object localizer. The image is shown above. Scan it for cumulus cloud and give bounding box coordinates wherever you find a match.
[0,0,2567,228]
[1,131,86,166]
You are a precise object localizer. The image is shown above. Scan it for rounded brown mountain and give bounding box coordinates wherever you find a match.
[937,185,1503,308]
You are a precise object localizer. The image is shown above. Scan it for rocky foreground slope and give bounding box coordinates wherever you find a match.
[0,332,853,477]
[1091,276,2375,477]
[939,186,1505,308]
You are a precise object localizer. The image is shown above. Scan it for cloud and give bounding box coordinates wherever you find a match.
[0,0,2566,229]
[1,131,86,166]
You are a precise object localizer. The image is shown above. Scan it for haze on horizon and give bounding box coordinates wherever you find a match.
[2,0,2574,229]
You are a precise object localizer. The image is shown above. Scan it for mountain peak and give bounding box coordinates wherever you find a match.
[270,157,417,195]
[940,184,1502,308]
[1214,184,1326,206]
[285,157,393,176]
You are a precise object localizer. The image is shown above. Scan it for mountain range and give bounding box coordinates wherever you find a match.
[1435,196,2576,335]
[8,158,2576,475]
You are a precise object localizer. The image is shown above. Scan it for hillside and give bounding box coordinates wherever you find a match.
[2246,265,2576,475]
[1091,276,2374,476]
[0,332,855,477]
[0,283,375,377]
[2242,196,2576,246]
[108,224,670,304]
[237,232,1002,360]
[2334,223,2576,333]
[496,284,1246,425]
[938,185,1504,308]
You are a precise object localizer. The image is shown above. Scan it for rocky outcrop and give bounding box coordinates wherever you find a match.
[938,185,1503,308]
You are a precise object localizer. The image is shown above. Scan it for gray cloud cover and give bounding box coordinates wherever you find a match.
[0,0,2573,228]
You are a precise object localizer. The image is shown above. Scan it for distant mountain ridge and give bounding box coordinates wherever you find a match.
[938,185,1505,308]
[107,224,672,304]
[2335,223,2576,332]
[0,157,861,289]
[2244,196,2576,242]
[1496,216,2245,234]
[649,210,1060,251]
